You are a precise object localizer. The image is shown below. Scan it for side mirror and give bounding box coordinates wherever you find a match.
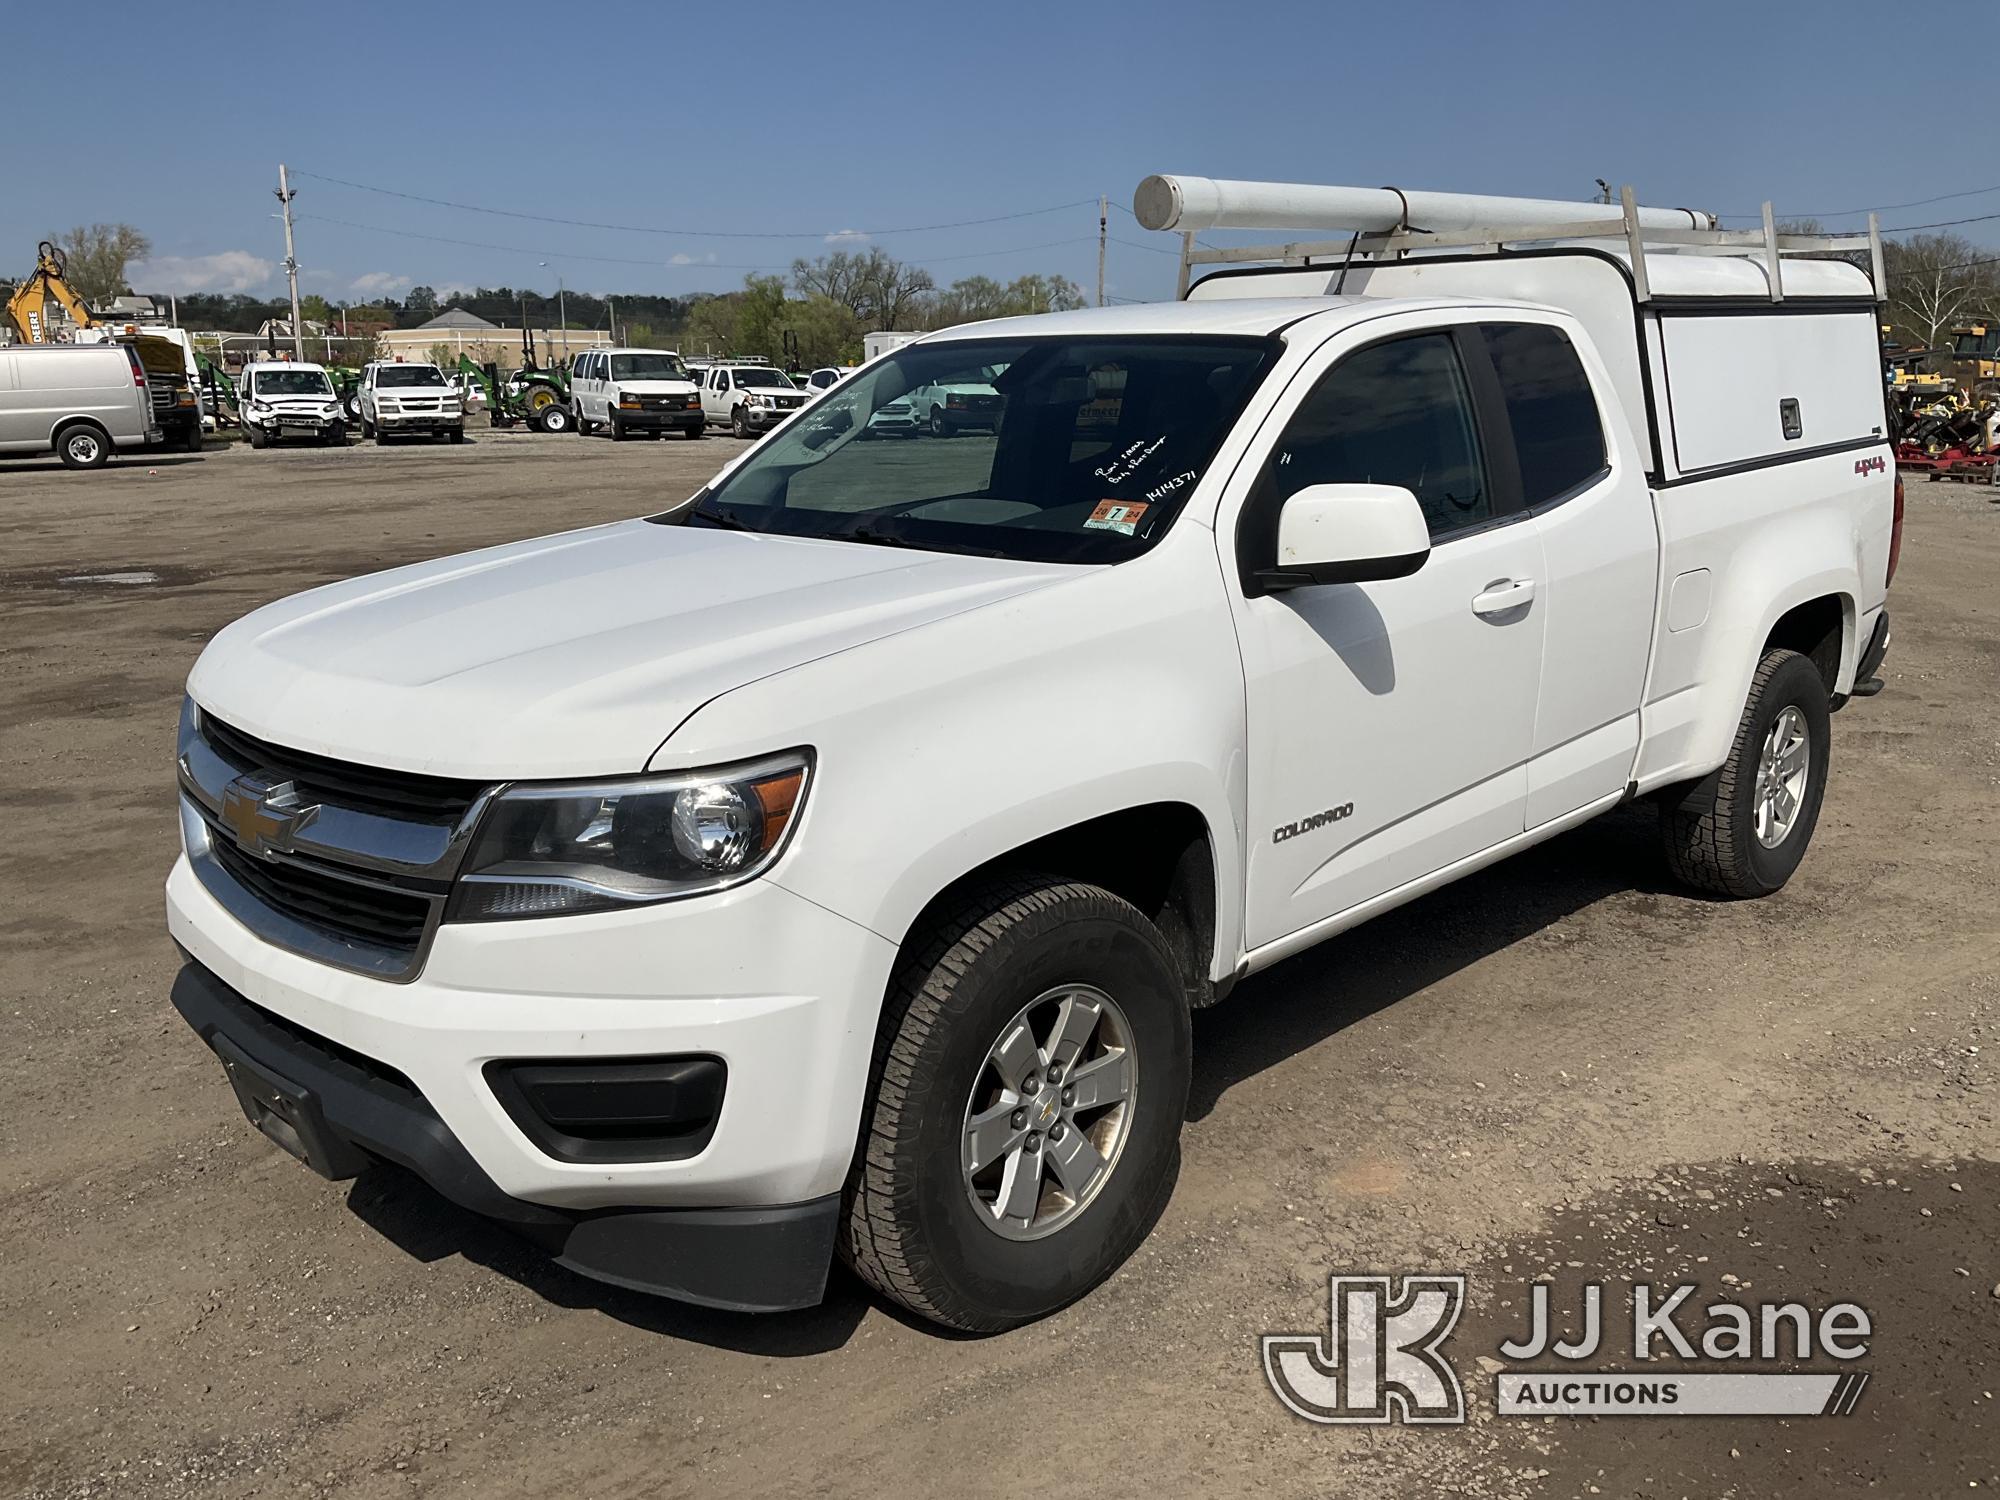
[1256,483,1431,592]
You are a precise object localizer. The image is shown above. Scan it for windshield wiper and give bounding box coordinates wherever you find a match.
[834,524,1005,559]
[687,503,756,531]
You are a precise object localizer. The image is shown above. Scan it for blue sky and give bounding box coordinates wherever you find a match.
[14,0,1996,309]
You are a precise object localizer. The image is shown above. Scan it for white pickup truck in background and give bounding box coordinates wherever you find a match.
[166,177,1896,1333]
[357,361,465,444]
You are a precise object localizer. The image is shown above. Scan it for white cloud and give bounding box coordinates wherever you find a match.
[130,250,275,295]
[824,229,870,247]
[347,271,412,298]
[668,252,717,266]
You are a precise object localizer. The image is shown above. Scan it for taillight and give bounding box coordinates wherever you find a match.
[1887,473,1905,588]
[123,345,146,387]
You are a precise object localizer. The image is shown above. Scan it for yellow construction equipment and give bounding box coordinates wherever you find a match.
[4,240,96,344]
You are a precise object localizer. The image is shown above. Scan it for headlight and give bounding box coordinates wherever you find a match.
[250,399,272,412]
[747,392,769,406]
[449,751,812,920]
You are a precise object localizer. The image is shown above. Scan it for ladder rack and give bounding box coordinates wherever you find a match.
[1145,180,1886,306]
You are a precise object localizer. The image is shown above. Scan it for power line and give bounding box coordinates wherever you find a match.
[1721,180,2000,222]
[292,169,1097,240]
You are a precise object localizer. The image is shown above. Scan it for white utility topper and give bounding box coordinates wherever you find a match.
[167,175,1897,1332]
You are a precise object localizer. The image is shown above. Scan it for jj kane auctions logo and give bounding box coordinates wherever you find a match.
[1264,1275,1872,1424]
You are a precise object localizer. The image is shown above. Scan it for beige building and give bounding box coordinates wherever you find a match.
[380,308,611,371]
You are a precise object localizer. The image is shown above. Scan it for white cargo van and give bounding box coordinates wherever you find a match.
[570,348,704,439]
[167,178,1896,1331]
[0,342,160,468]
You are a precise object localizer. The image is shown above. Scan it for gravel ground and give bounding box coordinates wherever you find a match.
[1,432,1995,1498]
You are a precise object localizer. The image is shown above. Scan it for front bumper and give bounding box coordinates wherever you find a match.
[615,406,703,430]
[740,404,801,426]
[165,851,896,1211]
[377,410,465,432]
[256,414,343,439]
[170,960,841,1312]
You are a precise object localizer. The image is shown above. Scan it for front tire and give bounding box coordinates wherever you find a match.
[929,406,949,437]
[732,405,750,439]
[841,875,1190,1332]
[539,405,572,434]
[685,420,705,439]
[246,423,268,450]
[1660,647,1831,898]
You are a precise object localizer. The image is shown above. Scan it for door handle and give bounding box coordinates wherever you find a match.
[1472,578,1536,616]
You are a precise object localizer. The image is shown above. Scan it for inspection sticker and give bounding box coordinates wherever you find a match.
[1084,499,1151,536]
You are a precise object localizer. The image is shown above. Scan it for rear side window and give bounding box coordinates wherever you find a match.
[1480,323,1606,506]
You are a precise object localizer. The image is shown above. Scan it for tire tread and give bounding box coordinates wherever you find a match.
[841,874,1159,1330]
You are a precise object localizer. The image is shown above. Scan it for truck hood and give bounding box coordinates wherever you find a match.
[187,519,1072,779]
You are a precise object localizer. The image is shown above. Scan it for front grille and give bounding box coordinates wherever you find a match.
[150,384,177,414]
[209,835,434,952]
[200,713,483,821]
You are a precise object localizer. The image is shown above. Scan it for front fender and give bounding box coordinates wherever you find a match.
[655,533,1248,980]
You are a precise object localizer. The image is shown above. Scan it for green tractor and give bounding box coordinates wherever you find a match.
[456,351,573,433]
[454,324,574,432]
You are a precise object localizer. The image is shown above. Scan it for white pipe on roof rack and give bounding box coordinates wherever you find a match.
[1133,175,1715,236]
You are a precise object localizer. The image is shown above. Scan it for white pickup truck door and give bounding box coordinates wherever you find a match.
[1227,321,1546,952]
[1473,319,1658,828]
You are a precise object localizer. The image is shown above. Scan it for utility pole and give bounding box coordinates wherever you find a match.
[276,163,304,360]
[1097,195,1107,308]
[607,296,616,347]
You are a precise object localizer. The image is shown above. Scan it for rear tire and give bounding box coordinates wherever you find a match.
[55,423,111,469]
[841,875,1190,1332]
[1660,647,1830,898]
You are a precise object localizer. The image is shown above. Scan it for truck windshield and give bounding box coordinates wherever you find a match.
[733,367,795,388]
[610,354,688,381]
[376,365,447,387]
[258,371,332,396]
[672,336,1275,564]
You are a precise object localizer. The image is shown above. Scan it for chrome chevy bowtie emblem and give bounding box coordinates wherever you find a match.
[218,773,319,859]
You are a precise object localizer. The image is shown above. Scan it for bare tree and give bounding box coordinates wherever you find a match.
[791,248,935,330]
[1883,232,1999,350]
[51,223,152,307]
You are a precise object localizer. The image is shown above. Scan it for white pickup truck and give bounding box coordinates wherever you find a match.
[357,361,465,444]
[166,178,1897,1332]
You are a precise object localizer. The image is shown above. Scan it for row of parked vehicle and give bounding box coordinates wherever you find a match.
[0,335,1004,470]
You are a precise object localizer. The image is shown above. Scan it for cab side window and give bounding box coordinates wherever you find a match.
[1268,332,1491,536]
[1479,323,1606,506]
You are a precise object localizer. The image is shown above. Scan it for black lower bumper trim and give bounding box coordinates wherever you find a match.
[169,960,838,1312]
[1856,610,1891,683]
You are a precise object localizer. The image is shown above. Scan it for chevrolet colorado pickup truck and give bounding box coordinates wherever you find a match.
[167,178,1896,1332]
[357,361,465,444]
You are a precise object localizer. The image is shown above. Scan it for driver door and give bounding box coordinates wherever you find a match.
[1226,319,1545,952]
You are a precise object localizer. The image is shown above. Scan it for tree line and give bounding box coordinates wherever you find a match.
[27,216,2000,368]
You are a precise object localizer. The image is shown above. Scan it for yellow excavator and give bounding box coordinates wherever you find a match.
[6,239,204,450]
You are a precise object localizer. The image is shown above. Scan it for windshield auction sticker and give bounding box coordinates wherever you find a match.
[1084,499,1150,536]
[1262,1275,1871,1426]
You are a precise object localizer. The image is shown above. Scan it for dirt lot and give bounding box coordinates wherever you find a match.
[2,432,1995,1498]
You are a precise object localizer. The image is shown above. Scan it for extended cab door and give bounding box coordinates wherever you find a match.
[1475,319,1657,827]
[1227,319,1546,952]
